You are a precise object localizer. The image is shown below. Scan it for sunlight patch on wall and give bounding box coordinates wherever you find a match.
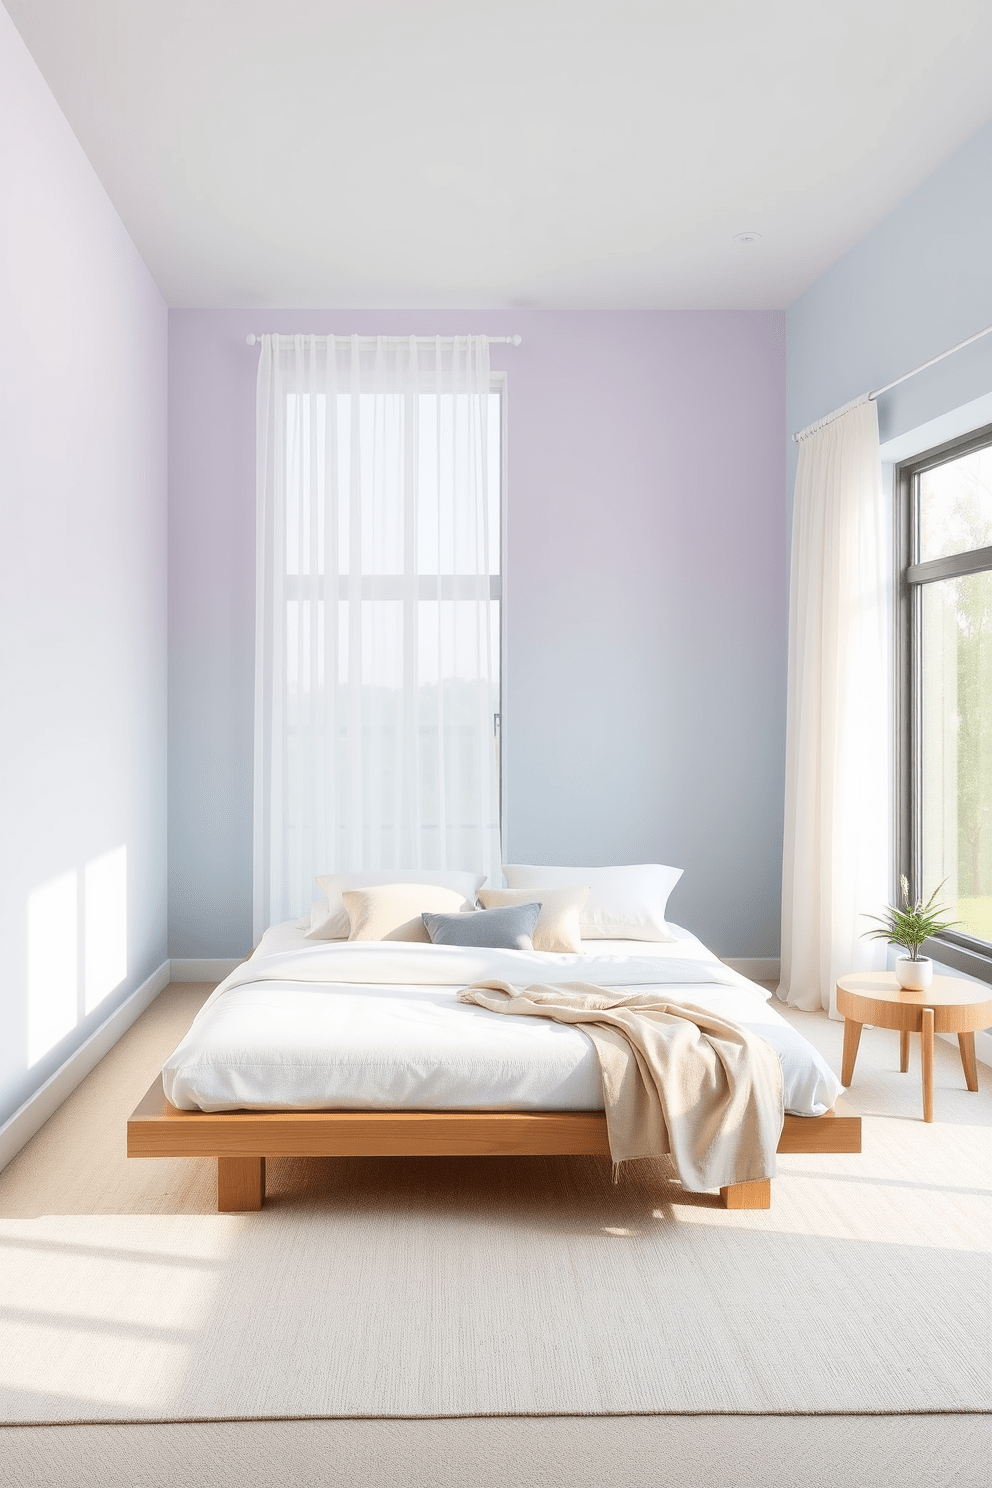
[26,846,128,1066]
[27,872,77,1066]
[85,845,127,1014]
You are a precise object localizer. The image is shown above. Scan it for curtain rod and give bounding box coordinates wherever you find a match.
[793,318,992,442]
[868,319,992,399]
[245,333,522,347]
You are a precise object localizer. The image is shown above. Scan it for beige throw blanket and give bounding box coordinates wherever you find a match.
[458,981,784,1191]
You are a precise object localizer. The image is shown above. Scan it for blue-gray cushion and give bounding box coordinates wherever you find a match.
[422,901,542,950]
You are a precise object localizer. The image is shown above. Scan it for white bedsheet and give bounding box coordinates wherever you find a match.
[162,923,842,1117]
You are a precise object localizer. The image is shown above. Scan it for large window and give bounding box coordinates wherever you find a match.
[898,426,992,972]
[282,386,503,871]
[254,334,503,935]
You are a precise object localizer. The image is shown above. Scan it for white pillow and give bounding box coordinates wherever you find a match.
[342,883,475,942]
[478,886,589,954]
[501,864,682,942]
[306,869,485,940]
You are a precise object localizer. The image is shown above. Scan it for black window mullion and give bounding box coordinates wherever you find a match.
[908,469,923,905]
[898,430,992,976]
[907,545,992,585]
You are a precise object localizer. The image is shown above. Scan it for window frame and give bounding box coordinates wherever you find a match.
[896,420,992,985]
[493,370,508,852]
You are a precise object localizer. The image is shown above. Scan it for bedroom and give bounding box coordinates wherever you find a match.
[0,2,990,1484]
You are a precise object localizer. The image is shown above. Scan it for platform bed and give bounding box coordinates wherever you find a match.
[127,1078,861,1212]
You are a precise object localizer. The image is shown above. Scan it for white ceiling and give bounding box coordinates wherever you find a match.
[8,0,992,309]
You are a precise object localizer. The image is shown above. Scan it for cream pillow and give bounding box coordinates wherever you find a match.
[342,883,474,942]
[501,864,682,941]
[478,886,589,954]
[307,869,484,939]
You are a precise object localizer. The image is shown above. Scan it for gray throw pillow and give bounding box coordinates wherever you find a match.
[422,902,542,950]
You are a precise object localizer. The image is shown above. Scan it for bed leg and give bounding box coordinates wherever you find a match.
[719,1179,771,1210]
[218,1156,265,1212]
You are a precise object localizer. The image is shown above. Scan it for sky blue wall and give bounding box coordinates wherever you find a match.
[169,308,786,960]
[787,119,992,490]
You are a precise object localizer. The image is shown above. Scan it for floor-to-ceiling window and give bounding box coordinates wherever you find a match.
[254,335,503,936]
[898,425,992,975]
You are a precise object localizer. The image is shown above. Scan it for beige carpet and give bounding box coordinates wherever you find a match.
[0,985,989,1426]
[2,1413,991,1488]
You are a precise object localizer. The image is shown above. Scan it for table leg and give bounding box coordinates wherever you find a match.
[958,1032,979,1092]
[921,1008,934,1122]
[841,1018,863,1087]
[899,1028,910,1072]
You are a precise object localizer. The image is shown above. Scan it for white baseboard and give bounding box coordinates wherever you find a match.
[939,1028,992,1070]
[169,957,243,982]
[722,957,781,982]
[0,960,171,1174]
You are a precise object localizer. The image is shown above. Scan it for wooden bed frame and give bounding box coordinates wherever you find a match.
[127,1079,861,1212]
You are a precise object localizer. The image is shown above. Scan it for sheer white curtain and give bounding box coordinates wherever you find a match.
[779,396,890,1014]
[254,334,500,938]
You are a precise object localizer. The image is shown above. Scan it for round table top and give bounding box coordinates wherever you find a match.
[835,971,992,1011]
[836,972,992,1035]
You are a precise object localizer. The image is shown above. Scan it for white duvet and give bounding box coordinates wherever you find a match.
[162,922,842,1117]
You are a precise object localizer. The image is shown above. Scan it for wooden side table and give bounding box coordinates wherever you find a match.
[836,972,992,1121]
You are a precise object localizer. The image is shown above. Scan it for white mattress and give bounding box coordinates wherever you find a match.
[162,922,842,1118]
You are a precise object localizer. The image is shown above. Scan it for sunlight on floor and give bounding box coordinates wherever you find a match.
[0,1217,238,1414]
[664,1151,992,1249]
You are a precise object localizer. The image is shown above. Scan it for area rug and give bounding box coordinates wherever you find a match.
[0,988,989,1424]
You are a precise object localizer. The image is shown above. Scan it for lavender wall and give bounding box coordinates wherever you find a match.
[169,309,785,958]
[0,6,168,1130]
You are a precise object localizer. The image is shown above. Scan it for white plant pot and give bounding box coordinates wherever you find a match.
[895,956,933,991]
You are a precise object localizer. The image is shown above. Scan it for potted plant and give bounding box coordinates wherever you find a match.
[861,876,958,990]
